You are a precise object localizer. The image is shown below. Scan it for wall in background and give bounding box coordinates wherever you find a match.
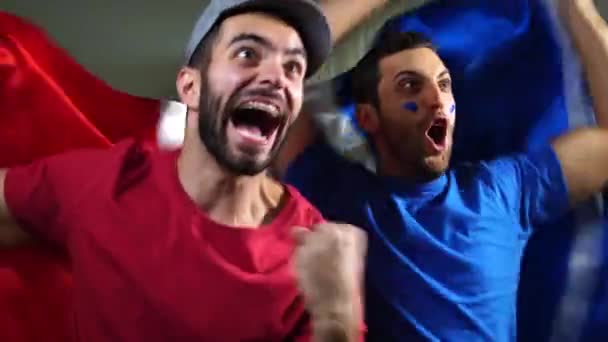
[2,0,207,98]
[2,1,607,99]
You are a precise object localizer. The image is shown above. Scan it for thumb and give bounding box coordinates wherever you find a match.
[353,227,368,256]
[291,226,310,245]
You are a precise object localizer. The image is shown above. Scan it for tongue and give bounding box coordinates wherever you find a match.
[236,124,262,135]
[234,124,267,142]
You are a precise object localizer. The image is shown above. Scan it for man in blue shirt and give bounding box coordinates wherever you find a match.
[275,0,608,340]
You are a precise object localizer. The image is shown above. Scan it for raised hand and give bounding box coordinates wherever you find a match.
[292,222,367,340]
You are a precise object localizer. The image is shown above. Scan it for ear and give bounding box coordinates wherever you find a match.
[176,66,201,111]
[355,103,380,135]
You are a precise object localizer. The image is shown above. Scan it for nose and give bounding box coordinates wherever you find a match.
[257,58,288,90]
[421,83,445,113]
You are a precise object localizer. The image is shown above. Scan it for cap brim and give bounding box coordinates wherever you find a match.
[223,0,331,78]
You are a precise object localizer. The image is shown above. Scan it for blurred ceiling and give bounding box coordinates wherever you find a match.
[2,0,209,98]
[2,0,607,99]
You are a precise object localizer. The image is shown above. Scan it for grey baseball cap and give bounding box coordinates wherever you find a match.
[184,0,331,78]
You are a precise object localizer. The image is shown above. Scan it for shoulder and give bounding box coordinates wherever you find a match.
[454,146,562,186]
[31,138,150,170]
[284,184,325,226]
[449,146,567,213]
[3,139,158,238]
[287,140,364,179]
[36,139,160,195]
[286,140,372,193]
[72,139,156,181]
[7,139,142,179]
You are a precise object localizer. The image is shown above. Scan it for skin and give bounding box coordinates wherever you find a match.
[176,13,305,228]
[175,15,364,340]
[356,38,608,208]
[0,0,396,341]
[195,16,307,176]
[273,0,608,206]
[0,11,371,342]
[356,47,455,181]
[358,0,608,206]
[1,1,396,339]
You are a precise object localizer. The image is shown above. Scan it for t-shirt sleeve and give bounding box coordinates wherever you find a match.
[284,141,349,212]
[484,144,569,228]
[4,150,98,247]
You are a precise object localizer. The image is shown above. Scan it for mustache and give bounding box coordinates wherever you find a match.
[236,88,286,108]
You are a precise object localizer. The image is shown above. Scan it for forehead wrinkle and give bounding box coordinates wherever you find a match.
[381,48,446,78]
[219,14,303,53]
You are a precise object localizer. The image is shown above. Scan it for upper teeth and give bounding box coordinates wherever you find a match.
[241,101,279,116]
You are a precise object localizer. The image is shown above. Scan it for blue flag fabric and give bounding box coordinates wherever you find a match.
[311,0,607,340]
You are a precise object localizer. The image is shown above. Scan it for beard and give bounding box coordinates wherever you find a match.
[197,76,288,176]
[419,145,452,180]
[387,136,452,181]
[380,119,453,182]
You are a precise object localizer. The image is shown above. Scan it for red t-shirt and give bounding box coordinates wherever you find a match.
[4,140,325,341]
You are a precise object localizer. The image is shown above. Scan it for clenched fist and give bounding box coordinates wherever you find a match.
[292,222,367,316]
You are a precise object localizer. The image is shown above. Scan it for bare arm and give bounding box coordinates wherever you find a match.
[272,113,316,179]
[0,169,31,247]
[320,0,390,44]
[273,0,391,178]
[562,0,608,127]
[552,128,608,205]
[274,81,330,178]
[550,1,608,206]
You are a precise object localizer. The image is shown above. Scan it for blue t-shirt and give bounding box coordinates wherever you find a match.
[285,142,569,342]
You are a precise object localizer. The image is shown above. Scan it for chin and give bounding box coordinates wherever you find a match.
[221,151,273,176]
[199,111,287,177]
[223,139,285,176]
[222,159,268,176]
[421,156,450,180]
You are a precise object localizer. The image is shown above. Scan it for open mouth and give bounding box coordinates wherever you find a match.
[425,118,448,150]
[229,100,284,146]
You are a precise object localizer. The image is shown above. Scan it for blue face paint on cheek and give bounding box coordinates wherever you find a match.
[450,104,456,114]
[402,102,418,112]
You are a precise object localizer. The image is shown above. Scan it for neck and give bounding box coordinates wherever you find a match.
[375,146,442,183]
[177,134,284,228]
[375,142,417,179]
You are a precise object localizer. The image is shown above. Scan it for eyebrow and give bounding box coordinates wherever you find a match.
[393,70,421,82]
[438,69,451,78]
[393,69,451,82]
[285,47,306,59]
[228,33,306,59]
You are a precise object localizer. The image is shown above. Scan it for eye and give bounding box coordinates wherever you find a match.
[398,79,411,88]
[438,78,452,92]
[397,78,422,93]
[235,47,258,60]
[285,60,304,76]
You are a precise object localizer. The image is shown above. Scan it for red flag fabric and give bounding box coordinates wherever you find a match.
[0,11,163,341]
